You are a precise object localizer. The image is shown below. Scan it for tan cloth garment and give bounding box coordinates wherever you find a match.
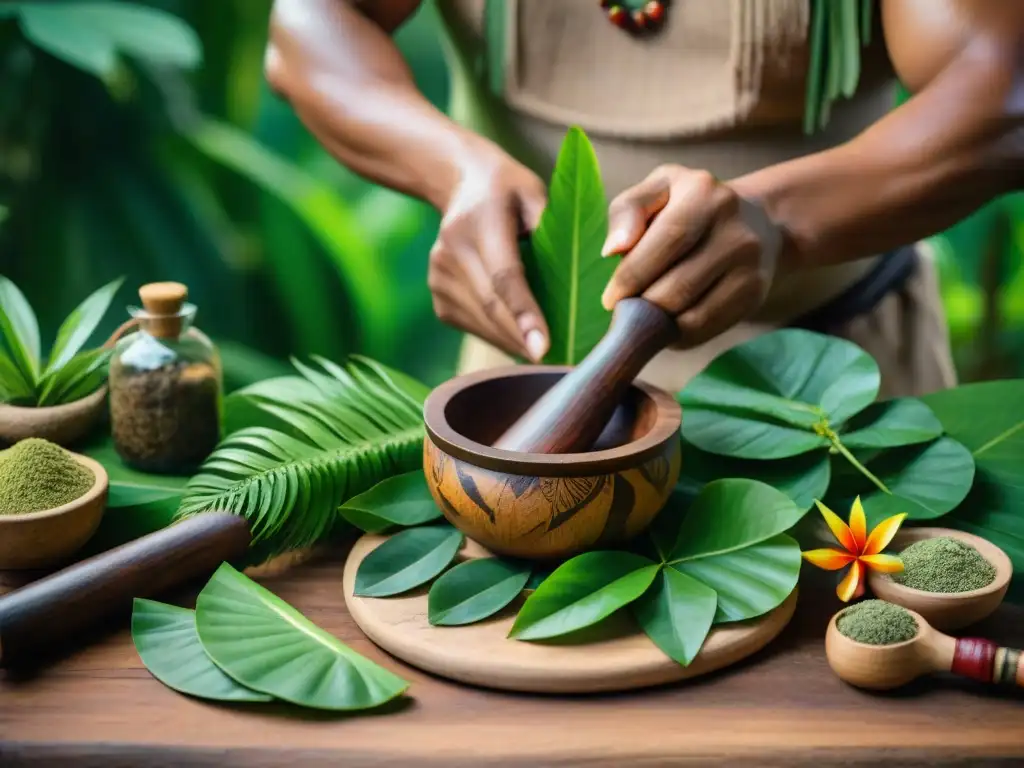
[435,0,958,396]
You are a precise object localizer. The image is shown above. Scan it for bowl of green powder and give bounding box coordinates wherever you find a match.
[867,527,1012,632]
[826,600,929,690]
[0,437,108,569]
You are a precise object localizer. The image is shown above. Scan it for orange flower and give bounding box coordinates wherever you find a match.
[801,497,906,602]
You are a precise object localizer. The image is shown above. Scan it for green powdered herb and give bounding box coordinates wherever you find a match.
[836,599,918,645]
[893,536,996,593]
[0,437,95,515]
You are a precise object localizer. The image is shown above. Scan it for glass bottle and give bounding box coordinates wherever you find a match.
[108,282,222,474]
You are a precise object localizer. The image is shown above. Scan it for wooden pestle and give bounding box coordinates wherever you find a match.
[493,297,679,454]
[0,512,251,668]
[825,607,1024,691]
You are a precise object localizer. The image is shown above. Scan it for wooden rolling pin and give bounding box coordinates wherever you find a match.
[494,297,678,454]
[0,512,251,667]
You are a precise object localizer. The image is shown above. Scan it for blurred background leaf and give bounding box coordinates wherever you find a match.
[0,2,1019,405]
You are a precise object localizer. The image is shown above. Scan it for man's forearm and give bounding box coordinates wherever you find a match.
[731,6,1024,271]
[265,0,479,211]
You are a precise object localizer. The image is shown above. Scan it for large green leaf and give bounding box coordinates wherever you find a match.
[353,524,463,597]
[43,276,123,377]
[839,398,943,450]
[667,479,806,562]
[672,533,802,623]
[131,598,271,703]
[678,329,880,458]
[176,356,428,560]
[195,563,409,711]
[509,551,659,640]
[676,439,830,512]
[828,437,976,525]
[428,557,532,626]
[17,3,201,78]
[339,471,442,534]
[525,126,615,365]
[631,566,717,665]
[81,435,191,507]
[921,380,1024,568]
[0,274,41,382]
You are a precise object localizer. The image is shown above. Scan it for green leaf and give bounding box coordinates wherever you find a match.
[195,563,409,711]
[43,276,122,377]
[131,598,271,703]
[18,7,118,77]
[339,471,442,534]
[673,533,801,623]
[177,356,427,561]
[632,567,717,665]
[428,558,532,626]
[676,439,830,512]
[81,435,190,507]
[668,479,806,562]
[18,3,201,77]
[840,398,943,450]
[921,380,1024,569]
[354,524,463,597]
[830,438,976,525]
[525,126,615,365]
[37,348,111,406]
[509,551,659,640]
[678,329,880,459]
[0,349,35,404]
[0,274,40,382]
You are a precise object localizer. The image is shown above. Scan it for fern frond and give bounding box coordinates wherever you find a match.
[176,356,428,561]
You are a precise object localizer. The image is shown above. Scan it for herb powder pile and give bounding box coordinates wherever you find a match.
[836,600,918,646]
[0,438,95,515]
[893,536,997,593]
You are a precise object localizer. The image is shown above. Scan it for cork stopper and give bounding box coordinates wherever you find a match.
[138,282,188,338]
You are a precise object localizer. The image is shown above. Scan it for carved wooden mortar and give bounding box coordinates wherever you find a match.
[423,366,682,560]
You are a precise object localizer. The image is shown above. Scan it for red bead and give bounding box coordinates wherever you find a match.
[607,5,628,27]
[645,1,665,24]
[632,9,648,27]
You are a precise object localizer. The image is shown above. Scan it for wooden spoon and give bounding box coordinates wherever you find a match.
[494,297,678,454]
[825,605,1023,691]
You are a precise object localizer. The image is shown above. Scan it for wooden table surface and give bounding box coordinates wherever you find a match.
[1,540,1022,767]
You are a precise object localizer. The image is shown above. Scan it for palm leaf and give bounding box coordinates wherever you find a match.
[176,355,429,561]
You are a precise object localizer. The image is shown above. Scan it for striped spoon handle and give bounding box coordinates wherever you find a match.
[952,637,1024,688]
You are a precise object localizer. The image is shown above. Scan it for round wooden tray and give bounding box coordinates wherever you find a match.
[343,534,798,694]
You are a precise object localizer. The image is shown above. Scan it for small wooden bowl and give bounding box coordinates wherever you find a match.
[825,605,951,690]
[866,527,1012,631]
[423,365,682,560]
[0,453,109,569]
[0,386,107,447]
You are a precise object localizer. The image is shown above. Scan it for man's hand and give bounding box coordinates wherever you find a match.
[427,143,550,362]
[600,165,783,348]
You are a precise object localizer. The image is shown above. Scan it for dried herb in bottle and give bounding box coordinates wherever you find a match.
[109,282,222,474]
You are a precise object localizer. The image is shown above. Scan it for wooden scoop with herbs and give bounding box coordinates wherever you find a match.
[826,600,1024,691]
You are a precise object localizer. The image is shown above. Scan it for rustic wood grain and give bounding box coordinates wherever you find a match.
[1,539,1022,767]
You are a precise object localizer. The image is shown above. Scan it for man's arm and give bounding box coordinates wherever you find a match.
[731,0,1024,271]
[266,0,472,210]
[264,0,552,361]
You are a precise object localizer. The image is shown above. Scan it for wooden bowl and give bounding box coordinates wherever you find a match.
[0,386,107,447]
[423,365,682,560]
[824,605,952,690]
[0,453,108,569]
[866,527,1012,631]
